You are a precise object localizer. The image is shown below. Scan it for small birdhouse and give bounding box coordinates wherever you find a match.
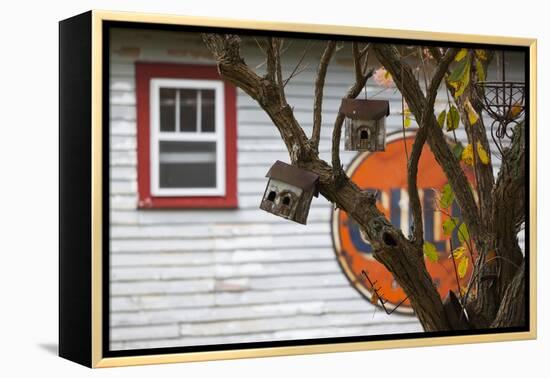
[260,160,319,225]
[340,98,390,152]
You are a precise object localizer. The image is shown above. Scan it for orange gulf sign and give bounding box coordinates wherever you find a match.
[332,132,475,313]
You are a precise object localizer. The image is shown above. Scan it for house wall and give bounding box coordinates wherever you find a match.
[109,28,525,350]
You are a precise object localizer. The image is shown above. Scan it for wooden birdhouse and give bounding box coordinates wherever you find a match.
[260,160,319,225]
[340,98,390,152]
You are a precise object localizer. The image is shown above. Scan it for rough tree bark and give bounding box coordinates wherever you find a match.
[201,34,527,332]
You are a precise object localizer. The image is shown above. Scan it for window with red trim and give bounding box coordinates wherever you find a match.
[136,63,237,208]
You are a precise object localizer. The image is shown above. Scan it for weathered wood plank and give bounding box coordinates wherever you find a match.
[111,260,340,282]
[110,206,332,225]
[110,273,348,296]
[110,319,422,350]
[111,286,362,311]
[111,298,413,327]
[111,248,334,267]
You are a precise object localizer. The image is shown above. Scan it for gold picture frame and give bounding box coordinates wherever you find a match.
[59,9,537,368]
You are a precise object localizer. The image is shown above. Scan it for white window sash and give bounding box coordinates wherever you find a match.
[150,78,226,197]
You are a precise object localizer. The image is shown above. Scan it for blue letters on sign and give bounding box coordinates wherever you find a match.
[346,188,462,256]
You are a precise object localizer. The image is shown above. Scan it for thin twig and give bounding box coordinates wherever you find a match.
[362,270,409,315]
[253,37,266,55]
[331,42,373,180]
[406,48,458,245]
[283,41,312,87]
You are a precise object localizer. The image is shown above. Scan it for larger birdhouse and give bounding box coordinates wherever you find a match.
[260,161,319,225]
[340,98,390,152]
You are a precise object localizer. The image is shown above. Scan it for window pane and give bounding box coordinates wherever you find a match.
[159,141,217,188]
[201,89,216,132]
[179,89,197,132]
[159,88,176,132]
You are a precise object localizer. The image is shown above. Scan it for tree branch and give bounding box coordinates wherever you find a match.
[430,47,495,224]
[265,37,276,82]
[332,42,373,182]
[491,261,525,328]
[490,121,526,299]
[203,34,450,331]
[202,34,310,162]
[311,41,337,151]
[374,44,483,244]
[408,48,458,245]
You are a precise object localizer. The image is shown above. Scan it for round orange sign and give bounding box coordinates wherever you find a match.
[332,131,474,313]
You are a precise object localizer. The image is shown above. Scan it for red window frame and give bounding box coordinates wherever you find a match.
[135,62,237,208]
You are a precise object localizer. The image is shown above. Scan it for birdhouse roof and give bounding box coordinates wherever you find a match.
[340,98,390,120]
[265,161,319,197]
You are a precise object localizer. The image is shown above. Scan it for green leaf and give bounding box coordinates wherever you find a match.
[423,241,439,263]
[448,56,470,82]
[458,222,470,244]
[457,256,469,278]
[446,106,460,131]
[454,61,471,97]
[453,142,465,160]
[475,59,486,81]
[442,217,459,236]
[404,116,411,128]
[455,48,468,62]
[440,184,455,209]
[437,110,447,128]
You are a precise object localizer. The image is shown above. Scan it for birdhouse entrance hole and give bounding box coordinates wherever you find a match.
[267,191,276,202]
[360,129,369,139]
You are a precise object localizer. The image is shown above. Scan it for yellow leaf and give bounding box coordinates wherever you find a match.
[486,250,497,265]
[476,142,490,164]
[475,49,488,61]
[509,102,523,118]
[384,70,392,80]
[460,286,467,296]
[455,49,468,61]
[461,143,474,166]
[465,99,480,124]
[403,107,413,128]
[457,256,469,278]
[451,246,466,260]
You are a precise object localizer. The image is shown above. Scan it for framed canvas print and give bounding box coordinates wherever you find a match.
[59,10,537,368]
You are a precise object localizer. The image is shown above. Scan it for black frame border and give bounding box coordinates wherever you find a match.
[100,19,531,360]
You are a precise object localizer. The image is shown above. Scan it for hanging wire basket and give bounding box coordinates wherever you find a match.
[475,81,525,124]
[474,80,525,156]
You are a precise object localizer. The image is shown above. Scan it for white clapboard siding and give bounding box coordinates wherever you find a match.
[111,298,392,327]
[111,260,340,282]
[110,321,422,350]
[111,286,366,312]
[108,28,525,350]
[110,273,349,296]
